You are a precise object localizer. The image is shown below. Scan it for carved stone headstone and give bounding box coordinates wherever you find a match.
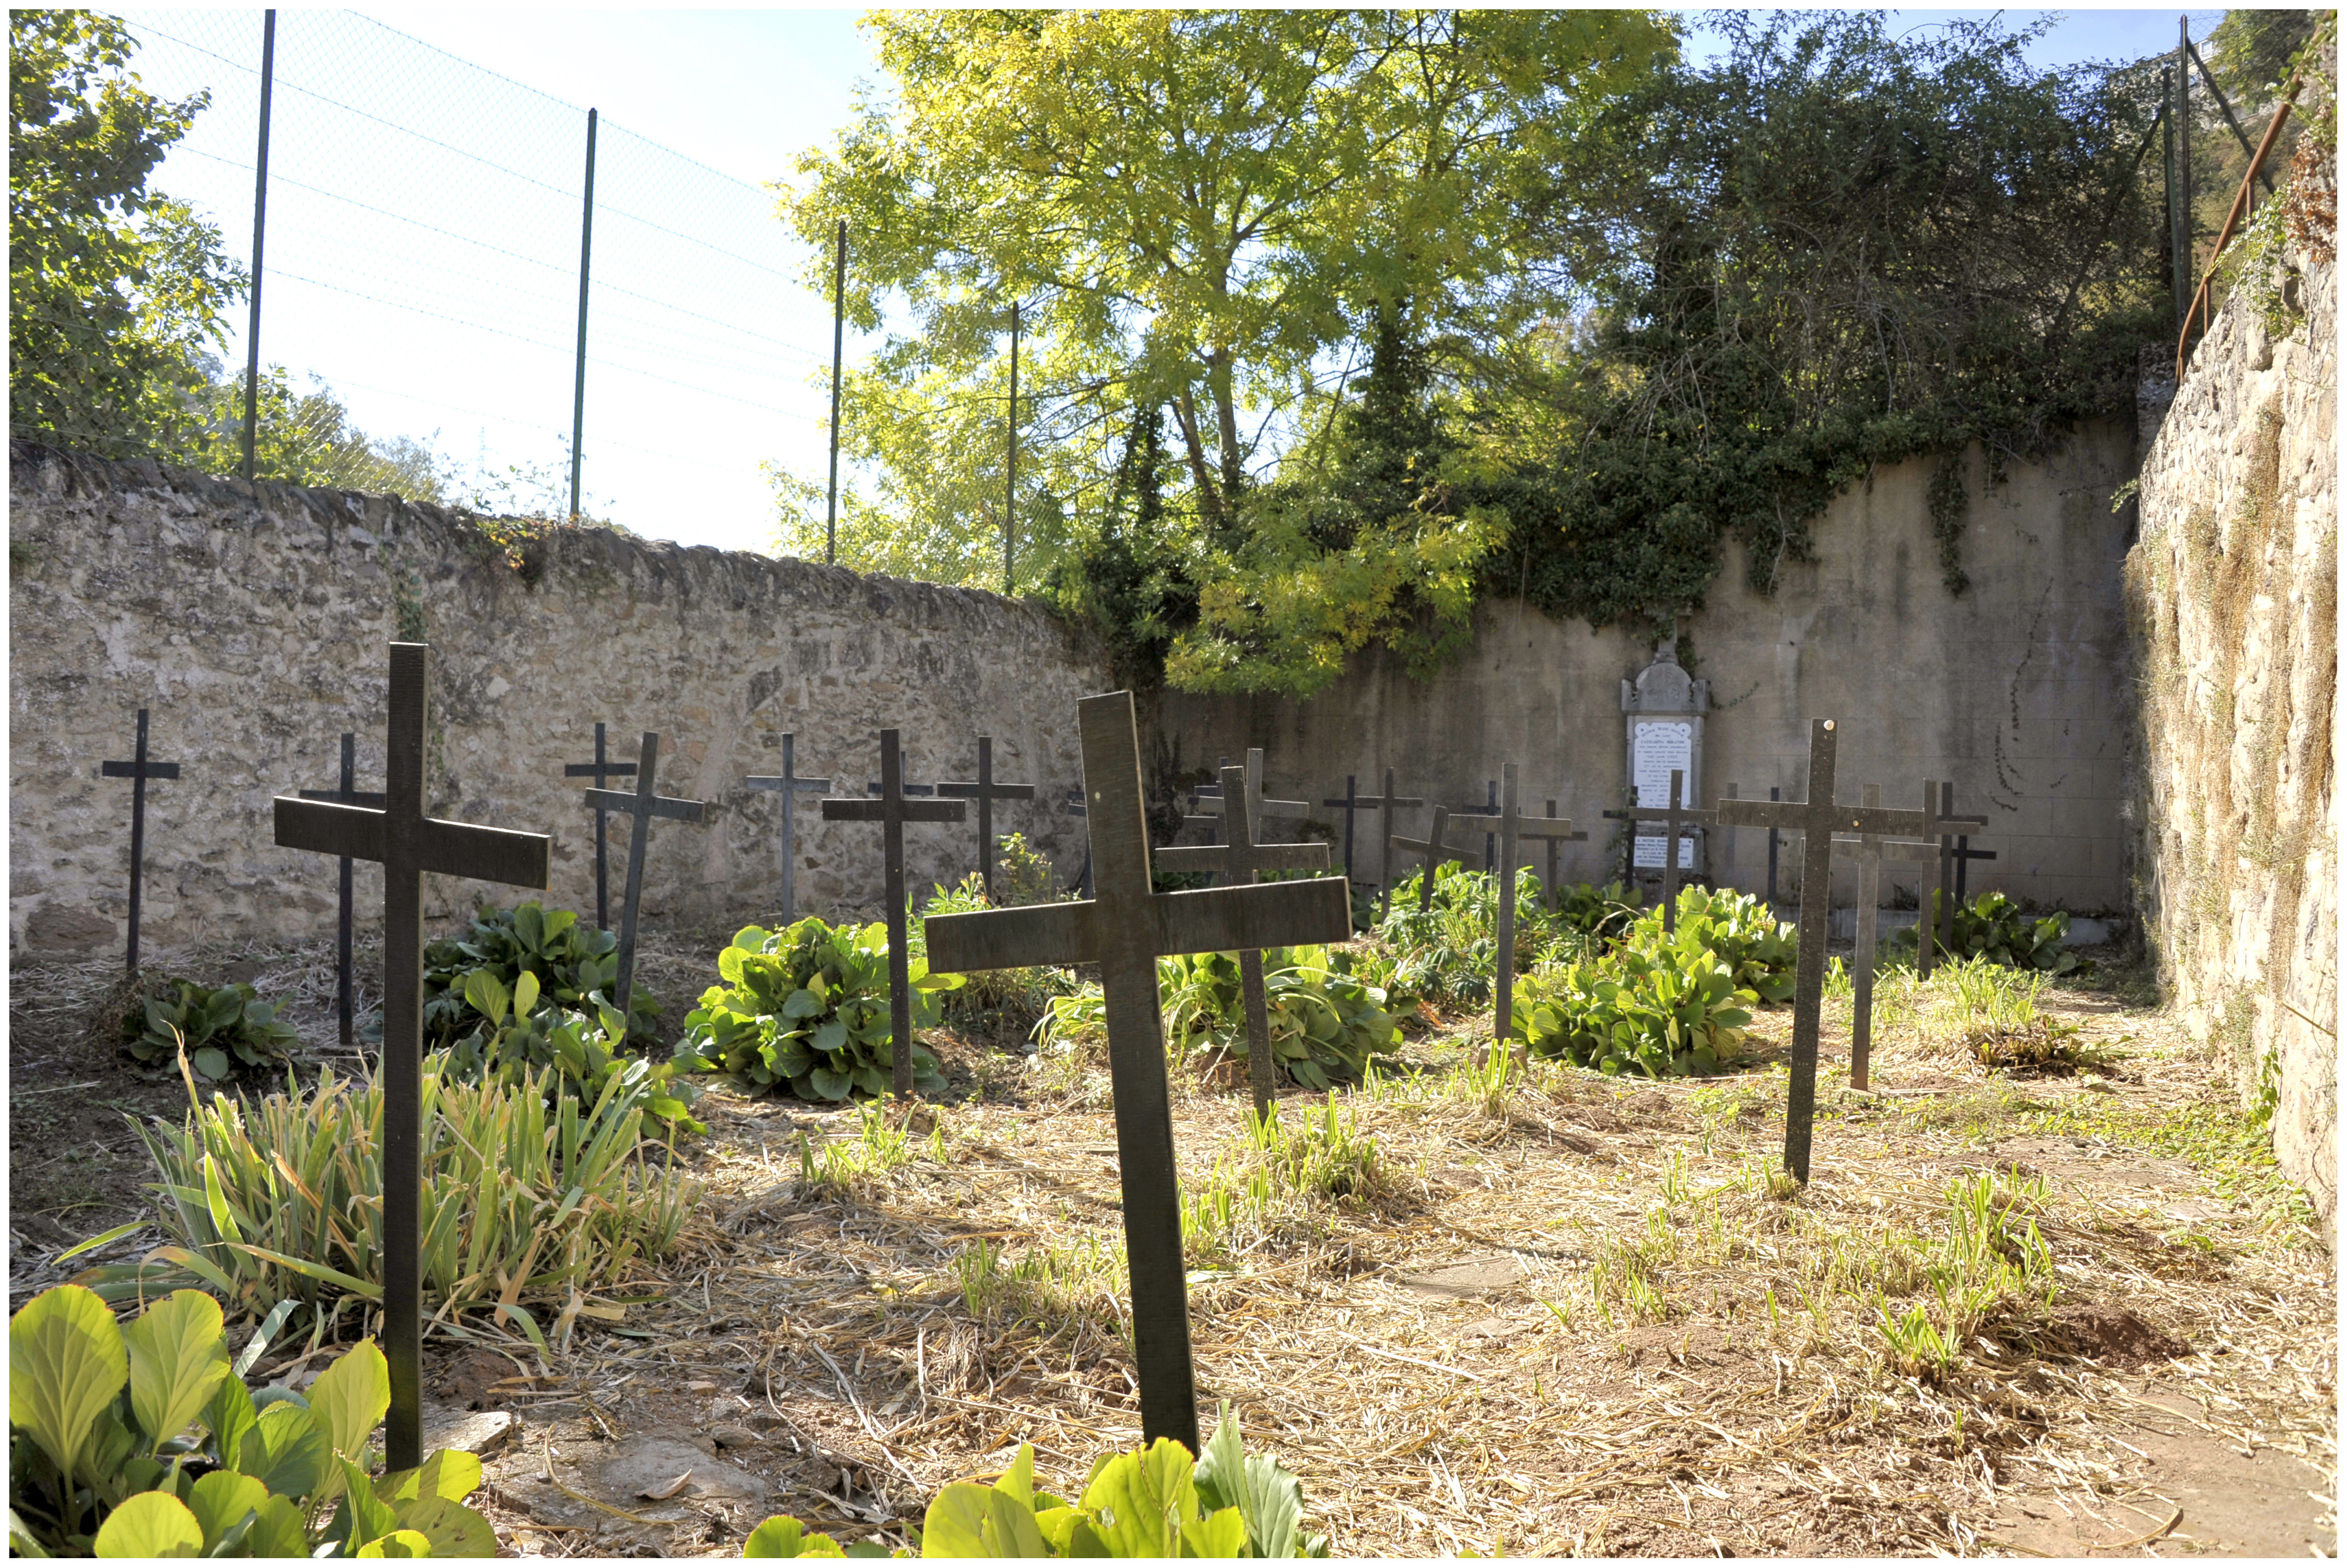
[1621,642,1709,878]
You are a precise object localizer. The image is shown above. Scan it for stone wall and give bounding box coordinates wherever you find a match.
[2127,221,2338,1241]
[8,444,1111,959]
[1159,422,2141,916]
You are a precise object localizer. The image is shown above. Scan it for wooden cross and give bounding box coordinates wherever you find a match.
[1723,782,1785,905]
[822,730,966,1095]
[940,736,1036,902]
[582,732,707,1011]
[1187,750,1307,846]
[298,732,386,1050]
[1953,835,1997,901]
[101,708,182,975]
[1064,786,1093,897]
[1390,805,1482,914]
[1320,775,1360,882]
[744,733,830,922]
[923,692,1350,1454]
[562,722,638,931]
[1541,799,1587,907]
[1826,784,1939,1092]
[1601,788,1639,886]
[272,643,551,1471]
[1157,763,1331,1116]
[1359,769,1426,919]
[1447,765,1578,1046]
[1469,778,1498,870]
[1879,783,1984,980]
[1619,769,1715,933]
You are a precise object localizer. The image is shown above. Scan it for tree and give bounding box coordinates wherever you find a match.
[2208,8,2323,104]
[9,10,242,457]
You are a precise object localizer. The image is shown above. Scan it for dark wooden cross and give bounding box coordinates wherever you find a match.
[563,723,637,931]
[1064,786,1093,897]
[1320,776,1360,882]
[272,643,551,1471]
[1826,783,1940,1092]
[1360,769,1426,919]
[1541,799,1587,907]
[582,732,707,1011]
[1880,783,1984,980]
[822,730,966,1095]
[923,692,1350,1454]
[1157,763,1331,1116]
[1188,750,1307,848]
[1725,782,1785,905]
[744,733,830,922]
[939,736,1036,902]
[298,732,386,1049]
[1391,805,1483,914]
[1620,769,1715,934]
[101,708,182,975]
[1953,835,1997,901]
[1470,779,1498,870]
[1447,764,1578,1045]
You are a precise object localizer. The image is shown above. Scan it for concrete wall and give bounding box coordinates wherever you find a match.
[2127,209,2337,1243]
[8,444,1111,959]
[1159,423,2140,914]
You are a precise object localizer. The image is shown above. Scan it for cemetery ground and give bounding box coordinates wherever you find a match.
[8,926,2333,1559]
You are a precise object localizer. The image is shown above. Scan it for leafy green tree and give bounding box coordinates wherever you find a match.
[2208,8,2323,103]
[182,366,450,499]
[9,10,242,458]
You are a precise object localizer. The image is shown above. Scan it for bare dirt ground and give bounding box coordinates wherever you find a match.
[9,934,2335,1558]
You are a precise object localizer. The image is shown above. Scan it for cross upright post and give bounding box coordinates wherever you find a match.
[1065,786,1093,897]
[101,708,182,975]
[744,733,830,922]
[1391,806,1482,914]
[1472,779,1498,870]
[582,733,707,1011]
[1157,764,1331,1116]
[939,736,1036,902]
[298,732,387,1049]
[1320,775,1359,882]
[1362,768,1425,919]
[1953,835,1997,901]
[1879,784,1980,980]
[823,731,966,1095]
[923,692,1350,1453]
[1618,769,1716,932]
[1826,783,1938,1092]
[1190,750,1307,849]
[274,644,551,1470]
[1718,731,1948,1181]
[1601,787,1640,887]
[1448,764,1579,1046]
[1540,800,1587,908]
[563,722,638,930]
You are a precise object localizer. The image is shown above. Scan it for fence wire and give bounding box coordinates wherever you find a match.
[107,8,827,526]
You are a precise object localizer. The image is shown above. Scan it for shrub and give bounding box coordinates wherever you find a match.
[1554,879,1642,941]
[1160,947,1400,1089]
[993,832,1071,907]
[680,918,960,1101]
[743,1404,1327,1558]
[73,1053,694,1350]
[123,978,298,1081]
[1512,924,1758,1077]
[8,1285,493,1557]
[1623,886,1798,1002]
[442,966,705,1133]
[1373,864,1560,1005]
[916,878,1076,1027]
[422,902,662,1054]
[1889,891,2089,975]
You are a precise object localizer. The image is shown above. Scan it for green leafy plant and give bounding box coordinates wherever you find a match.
[742,1404,1327,1558]
[1889,890,2089,976]
[8,1284,493,1557]
[124,979,298,1081]
[1373,864,1562,1005]
[73,1052,693,1352]
[421,902,662,1054]
[1554,879,1642,941]
[680,918,960,1101]
[1160,946,1400,1090]
[1512,924,1758,1077]
[444,966,704,1133]
[1624,887,1799,1002]
[993,833,1072,907]
[916,878,1076,1028]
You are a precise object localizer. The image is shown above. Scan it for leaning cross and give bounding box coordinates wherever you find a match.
[1391,805,1483,914]
[924,692,1350,1454]
[823,730,966,1095]
[744,733,830,922]
[583,733,707,1011]
[297,732,386,1049]
[563,722,638,931]
[1189,750,1308,848]
[1620,769,1715,932]
[1360,769,1426,919]
[1447,765,1577,1046]
[1157,763,1331,1116]
[273,643,551,1471]
[940,736,1036,901]
[101,708,183,975]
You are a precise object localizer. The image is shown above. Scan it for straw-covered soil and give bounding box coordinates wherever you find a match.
[8,931,2336,1558]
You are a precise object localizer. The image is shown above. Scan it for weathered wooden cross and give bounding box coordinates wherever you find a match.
[1447,765,1578,1045]
[1187,750,1307,848]
[1391,805,1483,914]
[1952,832,1998,901]
[582,733,707,1011]
[102,708,182,975]
[1879,783,1984,980]
[1358,770,1426,918]
[1715,722,1953,1182]
[940,736,1036,902]
[744,733,830,922]
[1619,769,1715,933]
[1157,763,1332,1116]
[924,692,1350,1454]
[1541,799,1587,906]
[1827,784,1940,1092]
[562,722,638,931]
[298,732,386,1049]
[1320,775,1361,882]
[823,730,966,1095]
[273,643,551,1470]
[1064,786,1093,897]
[1469,778,1498,870]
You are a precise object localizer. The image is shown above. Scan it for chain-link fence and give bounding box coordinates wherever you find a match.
[108,8,829,538]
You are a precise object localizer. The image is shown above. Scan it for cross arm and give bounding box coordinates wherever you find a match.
[926,899,1095,971]
[275,796,384,862]
[1156,876,1351,955]
[823,798,968,823]
[584,787,706,823]
[418,818,551,887]
[563,761,637,777]
[1152,843,1330,873]
[1619,805,1717,825]
[1449,813,1579,840]
[938,780,1038,801]
[1391,832,1479,860]
[1362,794,1425,810]
[298,788,388,807]
[746,774,829,792]
[1882,840,1993,865]
[103,760,180,779]
[867,782,938,796]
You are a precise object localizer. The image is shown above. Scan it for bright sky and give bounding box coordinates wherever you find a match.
[117,7,2222,558]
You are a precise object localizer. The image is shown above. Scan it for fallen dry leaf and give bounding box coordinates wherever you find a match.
[639,1470,695,1502]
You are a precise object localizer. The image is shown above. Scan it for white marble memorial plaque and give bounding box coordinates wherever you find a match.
[1631,720,1699,870]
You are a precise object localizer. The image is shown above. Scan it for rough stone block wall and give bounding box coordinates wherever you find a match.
[8,445,1111,962]
[2127,216,2337,1242]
